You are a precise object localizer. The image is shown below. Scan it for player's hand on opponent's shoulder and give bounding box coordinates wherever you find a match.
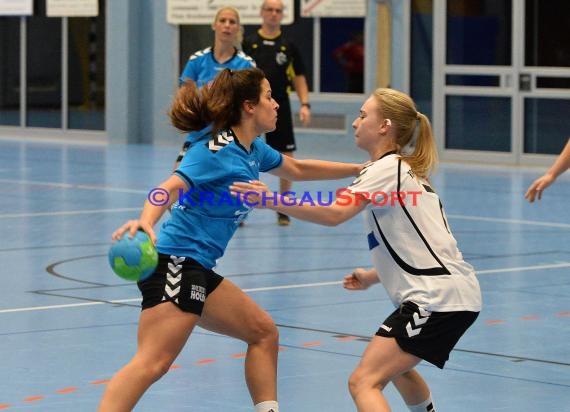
[229,180,274,208]
[343,267,381,290]
[357,161,373,175]
[112,219,157,245]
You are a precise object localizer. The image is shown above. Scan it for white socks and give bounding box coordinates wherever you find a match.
[407,394,435,412]
[254,400,279,412]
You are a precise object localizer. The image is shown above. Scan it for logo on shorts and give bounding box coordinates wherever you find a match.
[405,307,431,337]
[162,256,185,304]
[380,324,392,332]
[190,284,206,302]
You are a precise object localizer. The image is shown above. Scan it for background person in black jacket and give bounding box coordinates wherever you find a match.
[243,0,311,226]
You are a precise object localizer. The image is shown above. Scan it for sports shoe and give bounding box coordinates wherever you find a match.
[277,213,290,226]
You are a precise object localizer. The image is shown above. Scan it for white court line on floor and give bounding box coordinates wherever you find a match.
[447,214,570,229]
[1,262,569,315]
[2,210,570,230]
[0,178,148,193]
[0,208,141,219]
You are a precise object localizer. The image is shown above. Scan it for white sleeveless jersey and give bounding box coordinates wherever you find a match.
[347,154,481,312]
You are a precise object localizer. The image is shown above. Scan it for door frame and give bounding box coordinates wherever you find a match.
[432,0,570,166]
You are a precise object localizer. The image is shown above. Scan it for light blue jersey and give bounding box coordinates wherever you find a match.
[180,47,256,87]
[157,128,282,269]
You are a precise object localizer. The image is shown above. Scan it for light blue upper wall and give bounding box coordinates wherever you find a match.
[106,0,137,144]
[106,0,178,145]
[390,0,406,91]
[144,1,179,146]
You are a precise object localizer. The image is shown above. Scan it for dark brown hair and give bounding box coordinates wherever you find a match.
[169,68,266,135]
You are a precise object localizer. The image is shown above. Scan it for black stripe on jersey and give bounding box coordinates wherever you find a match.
[439,200,450,233]
[422,183,450,233]
[368,160,451,276]
[371,213,450,276]
[422,183,434,193]
[396,160,450,274]
[173,170,195,189]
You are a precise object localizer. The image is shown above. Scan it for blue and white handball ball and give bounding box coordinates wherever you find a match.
[108,231,158,281]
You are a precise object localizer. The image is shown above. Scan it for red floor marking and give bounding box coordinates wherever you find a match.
[23,396,44,402]
[56,388,78,394]
[90,379,111,385]
[15,323,570,407]
[0,405,11,409]
[521,315,540,320]
[335,336,358,341]
[485,319,506,325]
[558,311,570,316]
[195,359,216,364]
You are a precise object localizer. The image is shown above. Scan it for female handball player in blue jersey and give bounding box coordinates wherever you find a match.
[230,88,482,412]
[98,68,363,412]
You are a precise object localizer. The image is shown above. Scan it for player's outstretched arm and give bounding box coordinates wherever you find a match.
[343,267,381,290]
[229,180,367,226]
[273,155,364,182]
[112,175,189,244]
[525,138,570,202]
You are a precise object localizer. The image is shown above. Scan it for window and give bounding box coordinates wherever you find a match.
[0,17,20,126]
[0,0,105,131]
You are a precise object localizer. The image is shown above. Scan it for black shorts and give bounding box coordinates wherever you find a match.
[265,97,296,152]
[376,301,479,369]
[137,253,224,316]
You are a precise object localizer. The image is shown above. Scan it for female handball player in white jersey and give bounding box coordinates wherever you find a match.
[230,88,482,412]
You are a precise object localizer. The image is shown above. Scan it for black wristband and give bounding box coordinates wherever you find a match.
[301,103,311,109]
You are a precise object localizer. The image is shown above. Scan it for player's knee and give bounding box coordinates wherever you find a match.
[348,369,364,398]
[248,311,279,346]
[149,361,173,382]
[348,367,388,398]
[151,353,179,380]
[132,356,173,384]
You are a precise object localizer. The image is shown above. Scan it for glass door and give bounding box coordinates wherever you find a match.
[432,0,570,164]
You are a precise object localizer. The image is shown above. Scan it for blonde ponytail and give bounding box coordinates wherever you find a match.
[372,88,438,179]
[401,112,438,178]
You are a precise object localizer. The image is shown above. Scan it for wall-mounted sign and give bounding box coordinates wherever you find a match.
[0,0,33,16]
[167,0,294,25]
[301,0,366,17]
[47,0,98,17]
